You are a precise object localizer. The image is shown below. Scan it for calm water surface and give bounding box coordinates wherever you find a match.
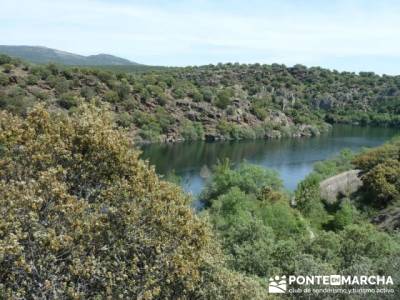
[140,125,399,195]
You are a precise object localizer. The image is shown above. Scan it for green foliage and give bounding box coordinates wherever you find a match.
[207,185,307,278]
[217,120,257,140]
[80,86,95,100]
[104,90,120,103]
[2,63,13,73]
[55,79,70,95]
[330,200,360,230]
[25,74,39,85]
[295,175,331,229]
[0,87,34,115]
[312,149,355,179]
[200,87,214,102]
[339,223,399,267]
[215,89,233,109]
[180,120,204,141]
[116,81,131,100]
[155,107,174,133]
[362,160,400,207]
[57,93,79,109]
[202,153,400,287]
[116,111,133,128]
[201,161,283,206]
[353,138,400,208]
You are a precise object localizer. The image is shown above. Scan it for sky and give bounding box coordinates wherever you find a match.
[1,0,400,74]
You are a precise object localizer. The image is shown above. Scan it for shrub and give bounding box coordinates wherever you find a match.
[58,93,79,109]
[31,66,52,80]
[0,95,33,115]
[30,87,48,100]
[201,161,283,206]
[116,111,133,128]
[139,123,162,142]
[200,87,214,102]
[55,79,70,95]
[80,86,95,100]
[362,160,400,207]
[25,74,39,85]
[156,93,168,106]
[155,107,174,133]
[295,175,331,229]
[215,89,232,109]
[103,90,120,103]
[2,63,13,73]
[116,82,131,100]
[192,90,204,102]
[180,120,204,141]
[330,200,359,230]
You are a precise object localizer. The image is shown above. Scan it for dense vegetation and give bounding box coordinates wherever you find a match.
[1,52,400,298]
[0,105,271,299]
[200,145,400,299]
[2,54,399,144]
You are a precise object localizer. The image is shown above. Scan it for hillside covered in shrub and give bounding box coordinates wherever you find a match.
[1,54,400,143]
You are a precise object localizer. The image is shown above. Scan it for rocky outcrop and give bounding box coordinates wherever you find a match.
[319,170,362,203]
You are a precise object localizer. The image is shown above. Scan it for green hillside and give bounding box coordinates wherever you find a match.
[0,54,399,144]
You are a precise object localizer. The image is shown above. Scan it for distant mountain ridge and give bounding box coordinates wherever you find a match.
[0,45,139,66]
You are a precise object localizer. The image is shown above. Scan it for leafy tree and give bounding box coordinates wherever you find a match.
[201,161,283,206]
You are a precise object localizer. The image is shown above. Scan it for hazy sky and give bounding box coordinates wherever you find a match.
[2,0,400,74]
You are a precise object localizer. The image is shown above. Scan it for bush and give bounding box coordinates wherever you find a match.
[116,82,131,100]
[25,74,39,85]
[362,160,400,207]
[330,200,360,230]
[155,107,174,133]
[58,93,79,109]
[200,87,214,102]
[116,111,133,128]
[201,161,283,206]
[295,175,331,229]
[55,79,70,95]
[215,89,232,109]
[139,123,162,142]
[80,86,95,100]
[30,87,48,100]
[2,63,13,73]
[31,66,52,80]
[180,120,204,141]
[103,90,120,103]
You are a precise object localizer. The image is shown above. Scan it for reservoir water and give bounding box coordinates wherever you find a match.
[140,125,399,195]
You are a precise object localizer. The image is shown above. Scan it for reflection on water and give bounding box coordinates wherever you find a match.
[140,125,399,195]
